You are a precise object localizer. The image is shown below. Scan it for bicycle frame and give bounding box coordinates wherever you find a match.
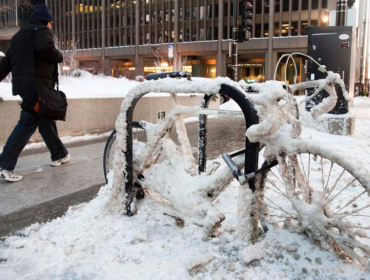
[120,75,259,216]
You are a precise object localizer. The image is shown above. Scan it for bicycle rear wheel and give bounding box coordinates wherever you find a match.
[103,123,146,183]
[257,147,370,269]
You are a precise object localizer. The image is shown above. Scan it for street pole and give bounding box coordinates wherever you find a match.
[15,0,18,26]
[231,0,238,81]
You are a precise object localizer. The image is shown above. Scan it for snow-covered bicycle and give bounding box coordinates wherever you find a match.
[104,71,370,269]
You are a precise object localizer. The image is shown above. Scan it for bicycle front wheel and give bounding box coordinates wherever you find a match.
[257,145,370,269]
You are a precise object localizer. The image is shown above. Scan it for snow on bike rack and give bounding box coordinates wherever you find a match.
[108,77,260,216]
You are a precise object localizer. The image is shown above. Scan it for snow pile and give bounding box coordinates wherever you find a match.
[354,96,370,107]
[0,70,139,100]
[0,177,368,279]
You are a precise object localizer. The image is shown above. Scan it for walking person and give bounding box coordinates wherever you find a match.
[0,4,70,182]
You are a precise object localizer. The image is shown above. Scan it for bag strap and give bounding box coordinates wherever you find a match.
[30,27,59,92]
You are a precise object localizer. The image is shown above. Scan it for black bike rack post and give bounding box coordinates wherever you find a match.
[198,84,259,191]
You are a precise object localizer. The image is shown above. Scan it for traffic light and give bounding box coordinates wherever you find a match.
[238,1,253,42]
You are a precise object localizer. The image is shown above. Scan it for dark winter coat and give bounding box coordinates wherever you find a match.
[0,19,63,96]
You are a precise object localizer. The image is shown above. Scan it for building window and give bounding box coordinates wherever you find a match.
[185,7,190,21]
[223,3,228,17]
[192,7,197,20]
[281,23,289,36]
[223,26,228,39]
[145,12,150,24]
[291,21,299,36]
[158,11,163,23]
[206,27,212,40]
[165,10,169,22]
[301,22,308,35]
[207,5,212,19]
[200,28,204,40]
[179,29,183,41]
[192,28,196,41]
[200,6,204,20]
[185,29,189,41]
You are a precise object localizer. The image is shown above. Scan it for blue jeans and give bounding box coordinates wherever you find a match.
[0,110,68,171]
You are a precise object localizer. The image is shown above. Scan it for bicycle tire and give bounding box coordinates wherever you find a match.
[257,146,370,269]
[103,129,117,183]
[103,123,146,183]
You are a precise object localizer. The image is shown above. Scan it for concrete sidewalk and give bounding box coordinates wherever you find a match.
[0,137,108,237]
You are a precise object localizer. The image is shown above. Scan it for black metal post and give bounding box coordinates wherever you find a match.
[231,0,238,81]
[198,85,259,191]
[336,0,348,26]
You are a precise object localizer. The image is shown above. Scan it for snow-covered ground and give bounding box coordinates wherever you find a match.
[1,98,370,279]
[1,74,370,279]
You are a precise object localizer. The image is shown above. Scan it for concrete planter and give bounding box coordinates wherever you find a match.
[0,95,219,146]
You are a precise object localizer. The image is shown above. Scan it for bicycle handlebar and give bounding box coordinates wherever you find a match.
[145,71,191,81]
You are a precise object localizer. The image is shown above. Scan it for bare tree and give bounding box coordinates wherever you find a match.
[63,37,81,74]
[173,51,187,72]
[0,0,34,12]
[150,45,166,69]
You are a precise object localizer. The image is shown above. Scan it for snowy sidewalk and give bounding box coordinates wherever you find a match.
[0,139,108,236]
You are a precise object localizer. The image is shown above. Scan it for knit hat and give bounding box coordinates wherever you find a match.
[31,4,54,22]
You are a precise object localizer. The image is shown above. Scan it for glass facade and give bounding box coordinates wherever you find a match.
[49,0,330,50]
[0,0,45,29]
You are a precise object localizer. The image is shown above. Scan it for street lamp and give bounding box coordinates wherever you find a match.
[322,9,330,24]
[160,61,169,72]
[62,65,70,75]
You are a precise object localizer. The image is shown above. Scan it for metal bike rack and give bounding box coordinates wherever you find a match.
[123,72,259,215]
[198,84,259,192]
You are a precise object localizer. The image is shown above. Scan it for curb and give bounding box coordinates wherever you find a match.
[0,183,104,237]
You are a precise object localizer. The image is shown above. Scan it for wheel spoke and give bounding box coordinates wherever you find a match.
[307,153,311,192]
[326,169,346,199]
[320,156,325,192]
[265,178,288,198]
[299,154,308,183]
[270,169,285,186]
[335,190,367,215]
[341,224,370,230]
[327,178,357,204]
[324,162,334,193]
[264,197,297,219]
